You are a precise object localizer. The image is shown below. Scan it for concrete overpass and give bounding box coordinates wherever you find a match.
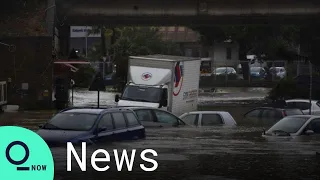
[55,0,320,25]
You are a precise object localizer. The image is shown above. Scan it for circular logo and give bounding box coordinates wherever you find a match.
[0,126,54,180]
[141,72,152,81]
[173,62,184,96]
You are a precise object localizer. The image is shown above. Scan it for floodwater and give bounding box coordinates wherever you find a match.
[54,88,320,180]
[53,126,320,180]
[72,87,269,106]
[4,87,320,179]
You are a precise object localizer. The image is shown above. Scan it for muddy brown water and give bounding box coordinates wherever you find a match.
[1,104,320,180]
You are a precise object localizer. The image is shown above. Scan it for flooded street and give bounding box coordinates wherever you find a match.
[3,87,320,179]
[53,126,320,180]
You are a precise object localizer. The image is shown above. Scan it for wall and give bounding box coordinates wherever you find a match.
[211,41,239,69]
[0,37,53,110]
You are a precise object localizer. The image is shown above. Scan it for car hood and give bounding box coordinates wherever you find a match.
[37,129,90,144]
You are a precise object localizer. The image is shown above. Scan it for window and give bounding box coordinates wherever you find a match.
[154,110,178,124]
[226,48,232,60]
[287,102,310,110]
[98,114,114,131]
[245,109,261,117]
[296,102,311,110]
[261,109,276,118]
[111,113,127,129]
[43,113,98,131]
[201,114,223,126]
[285,109,303,116]
[134,110,153,122]
[181,114,198,125]
[307,118,320,133]
[125,112,140,126]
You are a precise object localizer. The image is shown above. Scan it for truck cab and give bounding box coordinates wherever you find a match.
[115,83,168,109]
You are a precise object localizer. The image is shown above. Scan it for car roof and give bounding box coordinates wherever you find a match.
[187,111,229,114]
[252,107,301,111]
[286,99,319,103]
[61,107,134,115]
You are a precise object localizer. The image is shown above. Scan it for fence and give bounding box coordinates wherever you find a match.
[199,60,314,87]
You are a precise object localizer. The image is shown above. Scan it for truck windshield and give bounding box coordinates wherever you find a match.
[122,86,161,103]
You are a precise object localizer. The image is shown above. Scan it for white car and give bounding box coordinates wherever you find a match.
[285,99,320,115]
[179,111,237,127]
[269,67,286,79]
[262,115,320,137]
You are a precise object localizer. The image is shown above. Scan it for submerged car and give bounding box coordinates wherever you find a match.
[127,107,187,128]
[250,67,267,79]
[179,111,237,127]
[242,107,303,126]
[37,107,145,146]
[262,115,320,137]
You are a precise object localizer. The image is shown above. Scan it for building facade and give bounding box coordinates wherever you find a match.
[158,26,240,69]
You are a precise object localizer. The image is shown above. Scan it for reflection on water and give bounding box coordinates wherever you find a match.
[53,126,320,180]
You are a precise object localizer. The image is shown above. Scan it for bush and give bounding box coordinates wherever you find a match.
[73,66,96,88]
[267,78,320,100]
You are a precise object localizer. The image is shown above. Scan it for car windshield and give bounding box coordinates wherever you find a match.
[250,67,262,72]
[215,67,234,73]
[266,116,310,134]
[122,85,161,103]
[43,113,98,131]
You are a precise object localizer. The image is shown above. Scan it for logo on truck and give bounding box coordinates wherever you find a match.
[173,61,183,96]
[141,72,152,81]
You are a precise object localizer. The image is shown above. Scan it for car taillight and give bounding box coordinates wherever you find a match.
[282,111,287,116]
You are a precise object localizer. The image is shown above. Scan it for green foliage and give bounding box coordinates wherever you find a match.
[88,26,182,81]
[267,78,320,100]
[72,66,96,88]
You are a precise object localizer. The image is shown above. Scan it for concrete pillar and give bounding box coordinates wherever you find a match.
[46,0,56,36]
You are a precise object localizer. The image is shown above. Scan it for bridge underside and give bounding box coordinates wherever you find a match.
[56,0,320,25]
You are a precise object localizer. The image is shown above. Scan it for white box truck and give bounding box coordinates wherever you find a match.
[115,55,201,116]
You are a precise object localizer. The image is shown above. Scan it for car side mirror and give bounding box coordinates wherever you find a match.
[305,130,314,135]
[115,94,120,102]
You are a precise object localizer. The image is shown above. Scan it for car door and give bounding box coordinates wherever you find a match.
[180,113,199,126]
[303,118,320,138]
[94,113,115,143]
[134,109,158,128]
[260,109,279,126]
[243,109,263,125]
[200,114,224,126]
[153,110,181,127]
[111,112,129,140]
[124,112,144,139]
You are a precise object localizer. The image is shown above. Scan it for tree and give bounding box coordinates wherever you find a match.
[88,26,181,86]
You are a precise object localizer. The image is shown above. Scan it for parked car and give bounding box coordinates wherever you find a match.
[286,99,320,115]
[128,107,186,128]
[213,67,238,80]
[179,111,237,127]
[250,67,267,79]
[269,67,286,79]
[262,115,320,137]
[37,107,145,146]
[242,107,303,126]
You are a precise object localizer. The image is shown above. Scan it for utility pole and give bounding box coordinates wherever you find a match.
[309,60,312,115]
